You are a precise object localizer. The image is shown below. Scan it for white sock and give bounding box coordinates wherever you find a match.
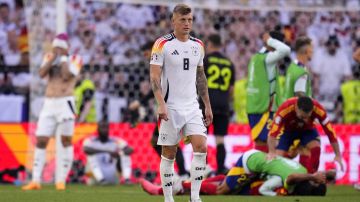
[121,155,132,180]
[160,155,175,202]
[56,145,73,184]
[190,152,207,201]
[63,146,73,183]
[32,148,46,183]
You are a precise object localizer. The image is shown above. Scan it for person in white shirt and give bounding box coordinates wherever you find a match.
[150,4,213,202]
[312,35,352,102]
[83,120,133,185]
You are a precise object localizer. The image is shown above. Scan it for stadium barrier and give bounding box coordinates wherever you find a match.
[0,123,359,184]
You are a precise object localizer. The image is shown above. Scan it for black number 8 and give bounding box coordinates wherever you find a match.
[183,58,189,70]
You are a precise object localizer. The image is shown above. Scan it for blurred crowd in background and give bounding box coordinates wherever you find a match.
[1,0,360,123]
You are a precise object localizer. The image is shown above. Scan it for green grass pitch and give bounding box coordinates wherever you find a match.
[0,184,359,202]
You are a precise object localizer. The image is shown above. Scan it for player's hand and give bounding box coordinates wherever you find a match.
[334,155,344,171]
[266,152,276,161]
[158,103,168,121]
[204,107,213,126]
[262,32,270,44]
[312,172,326,184]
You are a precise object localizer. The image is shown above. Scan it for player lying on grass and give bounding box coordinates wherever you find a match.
[141,149,335,196]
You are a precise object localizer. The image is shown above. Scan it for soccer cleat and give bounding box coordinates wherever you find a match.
[55,182,66,190]
[140,179,162,195]
[22,182,41,190]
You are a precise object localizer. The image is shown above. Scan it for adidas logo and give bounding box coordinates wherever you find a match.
[195,176,203,181]
[171,50,179,55]
[164,182,173,187]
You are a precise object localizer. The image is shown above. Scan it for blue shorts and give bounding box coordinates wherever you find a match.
[248,112,274,142]
[225,155,247,191]
[276,129,320,151]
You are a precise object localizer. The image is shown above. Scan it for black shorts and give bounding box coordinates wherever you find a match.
[212,113,229,136]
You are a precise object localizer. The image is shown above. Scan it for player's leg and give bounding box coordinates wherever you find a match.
[55,120,75,190]
[120,154,132,183]
[22,111,55,190]
[248,112,272,152]
[184,109,208,202]
[275,131,296,157]
[188,135,207,201]
[213,113,229,174]
[302,129,321,173]
[158,109,180,202]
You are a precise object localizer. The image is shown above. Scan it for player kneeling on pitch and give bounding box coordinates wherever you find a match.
[83,120,134,185]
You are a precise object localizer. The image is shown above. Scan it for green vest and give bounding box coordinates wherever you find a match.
[247,151,307,192]
[75,79,97,122]
[246,53,281,114]
[341,80,360,123]
[283,62,312,102]
[234,78,248,124]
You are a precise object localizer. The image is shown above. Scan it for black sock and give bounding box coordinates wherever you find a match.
[176,148,187,175]
[216,144,226,173]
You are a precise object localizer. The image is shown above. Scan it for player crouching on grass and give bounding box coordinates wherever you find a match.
[141,150,336,196]
[267,96,343,173]
[83,120,134,185]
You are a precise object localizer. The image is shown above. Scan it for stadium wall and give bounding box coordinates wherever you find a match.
[0,123,359,184]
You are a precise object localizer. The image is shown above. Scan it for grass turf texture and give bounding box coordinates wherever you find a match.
[0,184,358,202]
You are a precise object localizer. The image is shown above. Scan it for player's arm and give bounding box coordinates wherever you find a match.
[259,175,282,196]
[267,113,284,157]
[38,52,57,78]
[314,102,344,170]
[263,33,291,65]
[150,64,168,121]
[83,139,118,157]
[286,172,326,186]
[61,55,82,80]
[294,75,308,97]
[197,65,213,126]
[353,47,360,63]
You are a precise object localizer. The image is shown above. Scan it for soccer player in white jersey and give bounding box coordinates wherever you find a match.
[150,4,213,202]
[22,33,82,190]
[83,121,133,185]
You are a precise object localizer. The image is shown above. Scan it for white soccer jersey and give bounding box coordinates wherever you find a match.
[150,33,205,110]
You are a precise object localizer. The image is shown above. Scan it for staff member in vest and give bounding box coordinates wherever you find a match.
[335,46,360,124]
[203,34,235,174]
[283,36,313,100]
[247,31,291,152]
[75,72,97,123]
[282,36,314,160]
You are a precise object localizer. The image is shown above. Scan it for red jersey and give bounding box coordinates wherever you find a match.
[269,97,337,143]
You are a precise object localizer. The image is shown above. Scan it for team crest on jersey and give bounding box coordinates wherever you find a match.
[191,46,200,56]
[160,133,168,141]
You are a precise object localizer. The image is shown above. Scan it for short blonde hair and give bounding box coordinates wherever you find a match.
[173,4,191,16]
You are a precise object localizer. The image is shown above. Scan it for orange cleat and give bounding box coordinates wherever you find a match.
[55,182,66,191]
[22,182,41,190]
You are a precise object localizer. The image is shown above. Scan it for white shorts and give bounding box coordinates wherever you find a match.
[36,96,76,136]
[157,108,207,146]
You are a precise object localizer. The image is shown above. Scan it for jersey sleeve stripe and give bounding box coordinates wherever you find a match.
[313,106,325,117]
[279,105,295,117]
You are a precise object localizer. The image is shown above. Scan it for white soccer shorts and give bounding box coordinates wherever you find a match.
[36,96,76,136]
[157,108,207,146]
